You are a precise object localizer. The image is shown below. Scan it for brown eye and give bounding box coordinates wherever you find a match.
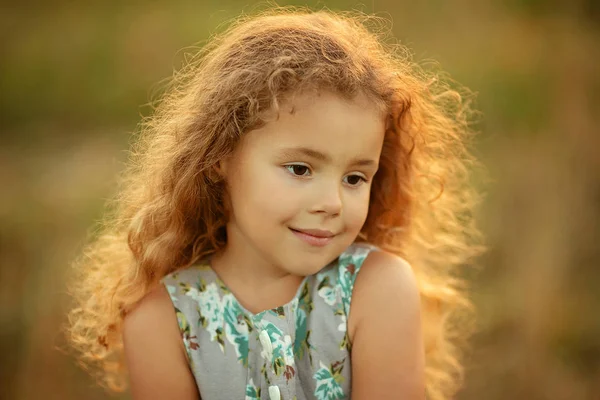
[344,174,365,186]
[285,164,311,176]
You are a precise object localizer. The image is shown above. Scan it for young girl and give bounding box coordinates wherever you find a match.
[66,7,482,400]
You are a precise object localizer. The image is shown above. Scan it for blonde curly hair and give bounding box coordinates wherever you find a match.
[65,7,484,400]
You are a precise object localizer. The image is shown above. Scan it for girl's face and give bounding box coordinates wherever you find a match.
[220,90,385,276]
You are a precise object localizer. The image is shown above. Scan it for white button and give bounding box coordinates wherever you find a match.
[268,385,281,400]
[259,330,273,354]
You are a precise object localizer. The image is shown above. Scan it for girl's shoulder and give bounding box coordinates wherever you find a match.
[122,282,198,396]
[342,242,416,312]
[344,242,420,345]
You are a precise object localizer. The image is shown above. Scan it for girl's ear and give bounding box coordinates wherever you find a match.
[212,158,228,181]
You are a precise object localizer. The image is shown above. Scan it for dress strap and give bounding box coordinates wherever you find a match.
[337,243,378,317]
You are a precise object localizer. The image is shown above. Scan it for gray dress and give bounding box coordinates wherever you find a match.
[161,242,377,400]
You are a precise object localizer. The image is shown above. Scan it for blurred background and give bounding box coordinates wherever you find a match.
[1,0,599,399]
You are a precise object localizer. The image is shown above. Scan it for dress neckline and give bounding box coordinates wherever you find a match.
[201,259,316,319]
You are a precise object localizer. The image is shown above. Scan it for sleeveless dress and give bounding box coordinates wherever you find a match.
[161,242,377,400]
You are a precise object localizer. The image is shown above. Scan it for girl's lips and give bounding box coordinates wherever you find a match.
[290,228,335,247]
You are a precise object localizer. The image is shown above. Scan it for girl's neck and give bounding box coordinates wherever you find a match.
[210,241,305,314]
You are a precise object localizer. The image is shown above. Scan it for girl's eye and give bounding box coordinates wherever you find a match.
[285,164,311,176]
[344,174,366,186]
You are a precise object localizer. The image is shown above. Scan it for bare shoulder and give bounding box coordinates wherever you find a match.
[348,250,420,333]
[123,284,180,343]
[348,249,425,399]
[125,283,172,321]
[123,284,200,400]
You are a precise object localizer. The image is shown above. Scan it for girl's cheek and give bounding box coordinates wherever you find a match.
[351,193,371,225]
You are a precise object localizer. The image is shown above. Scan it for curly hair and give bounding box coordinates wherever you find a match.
[65,7,484,400]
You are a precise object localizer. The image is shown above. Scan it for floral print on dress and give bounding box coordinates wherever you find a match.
[316,275,337,306]
[314,360,346,400]
[316,271,348,344]
[317,246,372,352]
[245,378,261,399]
[161,243,377,400]
[178,275,252,366]
[338,247,370,315]
[223,293,251,366]
[165,285,199,366]
[184,279,227,350]
[259,321,296,380]
[294,280,313,363]
[268,305,286,318]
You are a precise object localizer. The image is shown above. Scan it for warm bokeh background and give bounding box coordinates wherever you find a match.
[1,0,599,399]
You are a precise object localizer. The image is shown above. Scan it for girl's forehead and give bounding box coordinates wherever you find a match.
[244,90,386,159]
[282,89,385,115]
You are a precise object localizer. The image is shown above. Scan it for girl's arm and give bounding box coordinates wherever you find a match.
[348,251,426,399]
[123,285,200,400]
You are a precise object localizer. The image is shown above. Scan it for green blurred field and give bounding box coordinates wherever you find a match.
[1,1,599,399]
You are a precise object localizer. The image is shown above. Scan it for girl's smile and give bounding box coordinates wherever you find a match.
[289,227,337,247]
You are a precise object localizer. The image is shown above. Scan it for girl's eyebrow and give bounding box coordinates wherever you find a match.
[279,146,378,168]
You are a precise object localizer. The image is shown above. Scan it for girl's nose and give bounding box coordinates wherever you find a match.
[311,182,342,216]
